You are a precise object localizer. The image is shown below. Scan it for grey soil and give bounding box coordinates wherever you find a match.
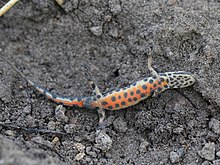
[0,0,220,164]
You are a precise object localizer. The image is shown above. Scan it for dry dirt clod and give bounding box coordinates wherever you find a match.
[94,130,112,152]
[198,142,215,161]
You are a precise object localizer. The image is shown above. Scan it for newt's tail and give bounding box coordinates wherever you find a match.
[28,80,85,107]
[0,54,85,107]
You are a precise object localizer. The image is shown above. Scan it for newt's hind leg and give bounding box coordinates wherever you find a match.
[82,64,106,127]
[147,53,161,97]
[148,53,160,79]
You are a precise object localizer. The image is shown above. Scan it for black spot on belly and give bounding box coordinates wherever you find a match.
[118,95,121,99]
[111,96,116,102]
[115,104,119,108]
[140,93,145,98]
[108,106,113,109]
[150,89,155,95]
[124,92,128,98]
[121,101,126,105]
[136,90,141,94]
[101,101,108,105]
[133,97,138,101]
[130,91,134,96]
[157,87,162,92]
[142,85,147,90]
[149,79,154,84]
[128,98,132,102]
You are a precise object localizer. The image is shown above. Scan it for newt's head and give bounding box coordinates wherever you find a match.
[163,71,195,89]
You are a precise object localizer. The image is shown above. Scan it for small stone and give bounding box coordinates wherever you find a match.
[74,136,83,142]
[202,161,211,165]
[23,105,31,114]
[213,159,220,164]
[74,143,85,153]
[90,26,102,36]
[206,131,219,142]
[55,0,65,6]
[209,118,220,135]
[104,15,112,22]
[139,140,150,153]
[216,151,220,158]
[55,105,68,122]
[109,27,119,38]
[170,151,180,164]
[85,157,92,162]
[198,142,215,161]
[52,137,60,146]
[173,125,184,134]
[85,148,97,158]
[5,130,15,137]
[47,121,56,130]
[95,130,112,152]
[109,0,121,15]
[75,152,85,161]
[113,117,128,133]
[64,124,77,133]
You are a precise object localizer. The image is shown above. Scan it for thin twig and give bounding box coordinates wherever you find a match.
[0,0,19,17]
[0,121,68,135]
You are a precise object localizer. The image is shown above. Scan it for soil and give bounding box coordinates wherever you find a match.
[0,0,220,164]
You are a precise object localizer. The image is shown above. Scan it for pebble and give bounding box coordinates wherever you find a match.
[75,152,85,161]
[206,131,219,142]
[170,151,180,164]
[198,142,215,161]
[209,118,220,135]
[139,140,150,153]
[216,151,220,158]
[108,0,121,15]
[55,0,65,6]
[109,27,119,38]
[74,143,85,153]
[170,148,185,164]
[94,130,112,152]
[23,105,32,114]
[64,124,77,133]
[201,161,211,165]
[52,137,60,146]
[47,121,56,130]
[213,159,220,164]
[90,26,103,36]
[85,147,97,158]
[55,105,68,122]
[113,117,128,133]
[5,130,16,137]
[173,125,184,134]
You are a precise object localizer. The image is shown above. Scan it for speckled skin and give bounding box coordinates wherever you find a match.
[28,71,195,111]
[0,54,195,125]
